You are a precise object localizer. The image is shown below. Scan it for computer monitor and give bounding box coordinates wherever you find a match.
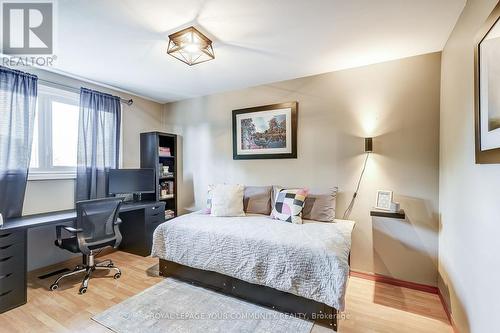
[108,168,155,196]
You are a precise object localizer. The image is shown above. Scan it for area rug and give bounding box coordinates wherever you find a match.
[92,277,313,333]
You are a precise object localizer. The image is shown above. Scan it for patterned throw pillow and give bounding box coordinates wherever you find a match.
[271,188,308,224]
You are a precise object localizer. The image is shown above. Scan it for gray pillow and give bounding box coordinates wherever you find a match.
[243,186,272,215]
[302,187,338,222]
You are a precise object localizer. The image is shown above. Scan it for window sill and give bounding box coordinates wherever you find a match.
[28,171,76,181]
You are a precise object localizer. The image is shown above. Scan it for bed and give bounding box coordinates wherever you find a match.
[151,212,355,331]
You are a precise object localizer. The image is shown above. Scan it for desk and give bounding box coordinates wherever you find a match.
[0,201,165,313]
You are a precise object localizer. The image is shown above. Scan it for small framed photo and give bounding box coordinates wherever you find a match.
[375,190,393,211]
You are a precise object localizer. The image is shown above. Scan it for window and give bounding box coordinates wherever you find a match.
[29,85,79,180]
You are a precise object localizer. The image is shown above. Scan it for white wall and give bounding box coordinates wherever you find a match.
[164,53,441,286]
[20,68,165,271]
[439,0,500,332]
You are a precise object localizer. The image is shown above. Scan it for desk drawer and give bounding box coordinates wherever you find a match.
[145,204,165,217]
[0,278,26,313]
[0,270,25,295]
[0,230,25,247]
[146,212,165,225]
[0,243,25,274]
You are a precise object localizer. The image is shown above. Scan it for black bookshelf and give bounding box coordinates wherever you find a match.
[140,132,177,220]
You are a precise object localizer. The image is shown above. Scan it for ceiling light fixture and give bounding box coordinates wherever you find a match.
[167,26,215,66]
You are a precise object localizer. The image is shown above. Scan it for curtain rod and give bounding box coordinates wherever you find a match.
[38,79,134,106]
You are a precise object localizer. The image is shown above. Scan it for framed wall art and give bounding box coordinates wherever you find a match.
[474,2,500,163]
[232,102,297,160]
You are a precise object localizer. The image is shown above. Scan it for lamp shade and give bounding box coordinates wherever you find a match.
[365,137,373,152]
[167,26,215,66]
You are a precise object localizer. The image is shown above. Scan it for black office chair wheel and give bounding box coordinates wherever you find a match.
[49,283,58,291]
[113,273,121,279]
[79,287,87,294]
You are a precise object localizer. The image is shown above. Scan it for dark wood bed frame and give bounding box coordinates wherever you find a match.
[159,259,339,331]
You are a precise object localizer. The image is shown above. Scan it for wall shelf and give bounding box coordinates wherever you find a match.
[370,209,405,219]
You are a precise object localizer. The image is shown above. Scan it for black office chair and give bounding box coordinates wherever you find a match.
[50,197,123,294]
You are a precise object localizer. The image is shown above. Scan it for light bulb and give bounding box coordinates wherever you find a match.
[184,43,200,53]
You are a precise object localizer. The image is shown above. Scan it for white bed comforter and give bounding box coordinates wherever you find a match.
[151,212,355,310]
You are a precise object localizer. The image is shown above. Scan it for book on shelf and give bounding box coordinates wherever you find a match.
[159,147,172,157]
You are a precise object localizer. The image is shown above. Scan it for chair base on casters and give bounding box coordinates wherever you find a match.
[49,253,121,294]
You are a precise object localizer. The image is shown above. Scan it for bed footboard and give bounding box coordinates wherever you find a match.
[159,259,338,331]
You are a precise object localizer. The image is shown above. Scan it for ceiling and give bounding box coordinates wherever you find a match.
[50,0,465,103]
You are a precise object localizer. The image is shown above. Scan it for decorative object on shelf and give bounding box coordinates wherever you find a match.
[375,190,393,211]
[389,201,400,213]
[343,137,373,219]
[159,181,175,200]
[474,2,500,163]
[165,209,175,220]
[159,164,174,178]
[160,182,168,198]
[232,102,298,160]
[167,26,215,66]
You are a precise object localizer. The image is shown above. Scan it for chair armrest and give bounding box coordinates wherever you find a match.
[64,226,83,233]
[55,225,83,246]
[114,217,122,225]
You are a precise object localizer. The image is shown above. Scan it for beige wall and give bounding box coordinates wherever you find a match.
[21,68,165,270]
[164,53,441,286]
[439,0,500,332]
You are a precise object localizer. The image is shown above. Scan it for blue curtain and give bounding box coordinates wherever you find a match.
[0,66,38,218]
[76,88,121,201]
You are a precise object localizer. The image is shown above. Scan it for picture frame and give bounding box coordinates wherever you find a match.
[474,2,500,163]
[232,102,298,160]
[375,190,393,211]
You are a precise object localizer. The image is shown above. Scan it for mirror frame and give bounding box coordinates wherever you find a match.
[474,1,500,163]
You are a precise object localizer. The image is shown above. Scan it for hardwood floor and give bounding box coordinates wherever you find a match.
[0,251,452,333]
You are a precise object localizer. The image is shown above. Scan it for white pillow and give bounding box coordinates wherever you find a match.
[210,184,246,217]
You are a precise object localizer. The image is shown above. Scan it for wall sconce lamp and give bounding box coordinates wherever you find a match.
[365,137,373,153]
[343,137,373,219]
